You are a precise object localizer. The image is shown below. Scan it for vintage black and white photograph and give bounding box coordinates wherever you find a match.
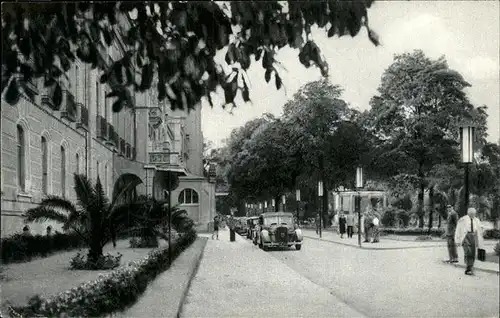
[1,1,499,317]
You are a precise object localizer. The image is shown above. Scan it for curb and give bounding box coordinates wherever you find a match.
[304,235,446,250]
[176,237,208,318]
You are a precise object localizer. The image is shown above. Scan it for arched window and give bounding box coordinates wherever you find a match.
[60,146,66,197]
[75,153,80,175]
[17,125,26,191]
[178,188,199,204]
[41,137,48,194]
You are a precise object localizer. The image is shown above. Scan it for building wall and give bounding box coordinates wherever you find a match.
[1,52,146,238]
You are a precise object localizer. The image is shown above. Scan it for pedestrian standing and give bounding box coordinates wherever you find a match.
[315,213,321,234]
[363,212,372,243]
[445,205,459,263]
[212,216,220,240]
[455,207,484,275]
[371,214,380,243]
[339,213,347,238]
[346,213,355,238]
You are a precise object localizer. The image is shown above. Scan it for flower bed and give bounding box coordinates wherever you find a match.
[7,230,197,317]
[1,232,85,264]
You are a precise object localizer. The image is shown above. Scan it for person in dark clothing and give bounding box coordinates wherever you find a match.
[339,213,347,238]
[212,216,220,240]
[445,205,459,263]
[346,213,355,238]
[315,213,321,234]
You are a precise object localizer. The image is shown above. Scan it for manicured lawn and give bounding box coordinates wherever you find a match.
[1,239,167,308]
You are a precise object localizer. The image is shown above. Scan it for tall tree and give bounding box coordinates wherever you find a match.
[283,79,371,226]
[366,50,488,226]
[2,1,380,111]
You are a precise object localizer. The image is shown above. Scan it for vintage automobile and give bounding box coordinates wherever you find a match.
[255,212,303,250]
[246,216,259,240]
[234,217,248,236]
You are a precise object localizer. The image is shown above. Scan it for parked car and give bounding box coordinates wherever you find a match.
[234,217,248,236]
[255,212,303,251]
[246,216,259,240]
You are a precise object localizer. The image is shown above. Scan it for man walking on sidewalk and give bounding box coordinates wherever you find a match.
[445,205,459,263]
[455,208,485,275]
[346,213,355,238]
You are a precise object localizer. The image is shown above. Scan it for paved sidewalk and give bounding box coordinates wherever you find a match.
[303,229,499,274]
[180,229,365,317]
[110,238,207,318]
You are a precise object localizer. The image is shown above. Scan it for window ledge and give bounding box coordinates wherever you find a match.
[179,203,199,206]
[17,192,33,202]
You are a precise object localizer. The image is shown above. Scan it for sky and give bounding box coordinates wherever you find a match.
[201,1,500,149]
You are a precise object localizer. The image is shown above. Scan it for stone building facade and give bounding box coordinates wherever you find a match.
[1,13,214,237]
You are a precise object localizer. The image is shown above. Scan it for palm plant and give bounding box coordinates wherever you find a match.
[125,195,194,245]
[23,173,142,265]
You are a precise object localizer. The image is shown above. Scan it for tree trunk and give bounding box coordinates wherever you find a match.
[418,182,425,228]
[275,195,280,212]
[428,186,434,231]
[323,183,329,228]
[438,214,442,228]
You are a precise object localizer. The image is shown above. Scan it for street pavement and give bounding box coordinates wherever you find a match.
[269,236,500,318]
[180,228,365,317]
[302,229,500,273]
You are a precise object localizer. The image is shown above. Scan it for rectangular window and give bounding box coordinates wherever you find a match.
[17,125,25,191]
[104,164,108,195]
[42,137,48,194]
[96,161,100,179]
[61,146,66,198]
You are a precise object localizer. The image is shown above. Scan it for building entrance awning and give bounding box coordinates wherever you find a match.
[155,166,187,176]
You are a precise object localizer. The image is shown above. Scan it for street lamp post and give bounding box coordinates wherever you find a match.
[318,180,324,238]
[460,124,475,216]
[356,166,364,247]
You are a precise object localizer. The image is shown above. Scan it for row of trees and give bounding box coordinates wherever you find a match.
[209,50,500,228]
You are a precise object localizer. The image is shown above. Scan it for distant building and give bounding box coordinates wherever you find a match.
[0,12,214,237]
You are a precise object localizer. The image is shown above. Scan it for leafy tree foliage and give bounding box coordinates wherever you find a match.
[364,50,488,226]
[2,1,379,111]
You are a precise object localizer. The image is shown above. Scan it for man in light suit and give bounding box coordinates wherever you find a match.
[455,207,484,275]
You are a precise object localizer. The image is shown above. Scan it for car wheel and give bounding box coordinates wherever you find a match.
[295,244,302,250]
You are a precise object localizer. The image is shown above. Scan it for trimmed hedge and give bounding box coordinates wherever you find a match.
[379,227,445,237]
[484,229,500,240]
[8,230,197,317]
[1,232,85,264]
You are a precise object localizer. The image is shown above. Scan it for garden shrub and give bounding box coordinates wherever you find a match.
[397,210,411,227]
[483,229,500,240]
[494,242,500,256]
[70,251,123,270]
[381,207,398,227]
[8,230,197,318]
[1,232,85,264]
[380,227,445,237]
[415,235,433,241]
